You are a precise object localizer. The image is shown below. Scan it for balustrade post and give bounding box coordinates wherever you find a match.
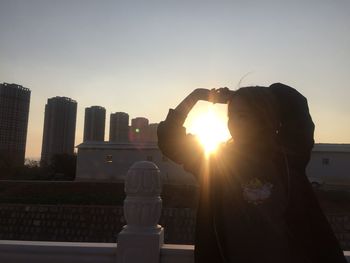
[116,161,164,263]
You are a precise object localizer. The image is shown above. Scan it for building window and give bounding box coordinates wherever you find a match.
[146,156,153,161]
[105,155,113,163]
[322,158,330,166]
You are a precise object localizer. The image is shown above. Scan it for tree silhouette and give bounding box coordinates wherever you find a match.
[49,153,77,180]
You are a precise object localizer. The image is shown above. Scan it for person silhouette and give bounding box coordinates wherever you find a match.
[157,83,346,263]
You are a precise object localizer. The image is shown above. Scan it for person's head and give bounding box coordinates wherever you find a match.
[227,86,280,148]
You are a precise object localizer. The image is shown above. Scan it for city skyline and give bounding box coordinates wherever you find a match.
[1,1,349,159]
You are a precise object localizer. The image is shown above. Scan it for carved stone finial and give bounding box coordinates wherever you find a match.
[123,161,162,231]
[117,161,164,263]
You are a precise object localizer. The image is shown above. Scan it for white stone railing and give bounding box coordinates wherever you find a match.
[0,240,194,263]
[0,240,117,263]
[0,161,349,263]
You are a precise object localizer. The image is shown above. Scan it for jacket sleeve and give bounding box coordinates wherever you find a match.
[157,109,205,178]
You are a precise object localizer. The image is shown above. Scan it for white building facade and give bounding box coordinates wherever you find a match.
[75,142,197,185]
[76,142,350,186]
[306,144,350,186]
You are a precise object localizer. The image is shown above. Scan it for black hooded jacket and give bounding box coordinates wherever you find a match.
[157,83,346,263]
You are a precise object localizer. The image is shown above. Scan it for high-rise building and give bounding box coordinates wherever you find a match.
[83,106,105,142]
[0,83,31,166]
[130,117,149,143]
[146,123,159,142]
[109,112,129,142]
[41,97,77,165]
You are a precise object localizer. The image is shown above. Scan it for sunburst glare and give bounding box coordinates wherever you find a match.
[184,103,231,156]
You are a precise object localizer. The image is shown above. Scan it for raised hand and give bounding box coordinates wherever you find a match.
[173,87,233,123]
[208,87,233,104]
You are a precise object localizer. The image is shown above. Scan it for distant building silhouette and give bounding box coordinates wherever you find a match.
[75,141,197,185]
[109,112,129,143]
[83,106,105,142]
[146,123,159,143]
[130,117,149,143]
[0,83,31,166]
[41,97,77,165]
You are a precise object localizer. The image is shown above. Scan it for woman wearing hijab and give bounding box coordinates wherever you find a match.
[157,83,346,263]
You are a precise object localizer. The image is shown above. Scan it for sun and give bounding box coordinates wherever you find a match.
[184,103,231,156]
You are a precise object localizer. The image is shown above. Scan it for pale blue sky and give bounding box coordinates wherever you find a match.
[0,0,349,158]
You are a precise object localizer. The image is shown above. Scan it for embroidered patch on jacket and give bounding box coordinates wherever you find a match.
[242,178,273,205]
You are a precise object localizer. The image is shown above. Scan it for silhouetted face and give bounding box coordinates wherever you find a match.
[227,96,264,146]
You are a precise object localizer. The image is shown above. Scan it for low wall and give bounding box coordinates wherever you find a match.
[327,214,350,249]
[1,204,350,250]
[0,204,195,244]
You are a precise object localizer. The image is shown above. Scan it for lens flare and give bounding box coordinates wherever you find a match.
[185,105,231,156]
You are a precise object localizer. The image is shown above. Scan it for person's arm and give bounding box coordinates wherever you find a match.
[157,89,210,176]
[158,88,233,176]
[174,88,211,121]
[173,87,232,121]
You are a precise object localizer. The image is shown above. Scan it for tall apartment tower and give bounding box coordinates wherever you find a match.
[146,123,159,142]
[0,83,31,166]
[83,106,106,142]
[130,117,149,143]
[109,112,129,143]
[41,97,77,165]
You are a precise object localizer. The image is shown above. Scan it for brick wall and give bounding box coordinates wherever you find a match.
[1,204,349,249]
[327,214,350,249]
[0,204,196,244]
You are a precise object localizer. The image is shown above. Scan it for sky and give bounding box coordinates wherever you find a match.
[0,0,349,159]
